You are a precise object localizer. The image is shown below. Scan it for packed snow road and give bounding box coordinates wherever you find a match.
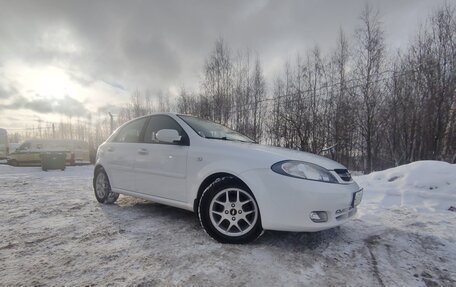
[0,162,455,286]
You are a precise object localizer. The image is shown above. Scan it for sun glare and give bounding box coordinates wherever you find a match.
[33,66,74,99]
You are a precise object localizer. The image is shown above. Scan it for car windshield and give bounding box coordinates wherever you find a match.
[178,115,254,143]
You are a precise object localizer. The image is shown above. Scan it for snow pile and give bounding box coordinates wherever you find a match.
[355,160,456,212]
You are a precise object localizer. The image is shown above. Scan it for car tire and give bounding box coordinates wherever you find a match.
[198,177,263,244]
[94,167,119,204]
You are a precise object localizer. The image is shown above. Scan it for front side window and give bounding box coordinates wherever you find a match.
[144,115,189,145]
[112,117,148,143]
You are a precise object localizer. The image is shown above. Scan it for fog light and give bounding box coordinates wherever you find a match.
[310,211,328,223]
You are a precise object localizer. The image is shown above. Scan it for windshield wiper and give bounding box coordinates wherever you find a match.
[205,136,250,143]
[205,136,228,140]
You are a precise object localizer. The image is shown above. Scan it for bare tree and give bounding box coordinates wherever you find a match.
[202,38,233,124]
[325,28,356,168]
[354,3,386,172]
[251,56,266,142]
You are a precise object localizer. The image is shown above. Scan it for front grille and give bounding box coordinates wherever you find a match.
[334,169,352,182]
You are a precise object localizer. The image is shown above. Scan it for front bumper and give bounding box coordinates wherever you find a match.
[240,169,363,232]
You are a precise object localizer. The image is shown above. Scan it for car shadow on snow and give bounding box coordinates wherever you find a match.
[98,195,342,249]
[98,197,193,219]
[258,228,343,250]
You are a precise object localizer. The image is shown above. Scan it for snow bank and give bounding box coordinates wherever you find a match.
[355,160,456,212]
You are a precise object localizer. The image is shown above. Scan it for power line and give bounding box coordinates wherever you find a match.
[6,126,53,131]
[221,58,455,115]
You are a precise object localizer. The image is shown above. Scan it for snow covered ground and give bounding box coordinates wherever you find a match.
[0,161,455,286]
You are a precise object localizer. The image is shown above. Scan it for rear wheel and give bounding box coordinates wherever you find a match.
[198,177,263,244]
[94,168,119,204]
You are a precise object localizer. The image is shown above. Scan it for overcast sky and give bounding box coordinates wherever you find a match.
[0,0,447,130]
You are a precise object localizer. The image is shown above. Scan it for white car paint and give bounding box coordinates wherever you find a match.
[96,112,362,232]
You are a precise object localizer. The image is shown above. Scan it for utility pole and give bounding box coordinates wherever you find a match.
[37,119,42,138]
[108,112,114,133]
[52,123,55,139]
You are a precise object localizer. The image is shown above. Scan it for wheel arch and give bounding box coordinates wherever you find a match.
[94,163,104,175]
[193,172,252,213]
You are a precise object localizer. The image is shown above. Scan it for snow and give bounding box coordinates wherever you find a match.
[356,160,456,212]
[0,161,455,286]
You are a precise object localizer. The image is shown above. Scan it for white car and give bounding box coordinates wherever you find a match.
[94,113,363,243]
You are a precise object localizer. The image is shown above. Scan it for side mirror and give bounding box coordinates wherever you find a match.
[156,129,182,144]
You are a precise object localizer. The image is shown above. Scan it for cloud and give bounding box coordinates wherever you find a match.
[1,0,447,88]
[97,104,122,114]
[0,95,28,110]
[24,98,54,113]
[53,95,90,117]
[102,80,126,91]
[0,85,17,99]
[0,88,11,99]
[0,94,90,117]
[0,0,449,129]
[67,70,96,87]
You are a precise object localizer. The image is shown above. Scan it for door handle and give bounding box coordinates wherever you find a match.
[107,147,114,152]
[137,148,148,155]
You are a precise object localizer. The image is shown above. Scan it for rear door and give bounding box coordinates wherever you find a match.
[103,117,148,192]
[135,115,189,202]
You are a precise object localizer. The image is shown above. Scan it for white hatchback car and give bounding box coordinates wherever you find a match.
[94,113,363,243]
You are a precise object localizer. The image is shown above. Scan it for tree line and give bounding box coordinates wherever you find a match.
[174,4,456,172]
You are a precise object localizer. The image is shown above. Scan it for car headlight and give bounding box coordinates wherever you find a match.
[271,160,338,183]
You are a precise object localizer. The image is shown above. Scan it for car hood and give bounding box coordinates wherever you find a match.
[212,141,347,170]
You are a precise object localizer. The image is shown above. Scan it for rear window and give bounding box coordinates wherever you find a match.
[112,117,148,143]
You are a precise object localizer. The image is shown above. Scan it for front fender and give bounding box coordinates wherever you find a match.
[187,159,257,205]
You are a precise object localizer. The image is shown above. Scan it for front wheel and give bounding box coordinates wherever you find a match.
[198,177,263,244]
[94,168,119,204]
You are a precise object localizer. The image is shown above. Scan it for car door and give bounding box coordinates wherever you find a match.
[134,115,189,202]
[103,117,148,192]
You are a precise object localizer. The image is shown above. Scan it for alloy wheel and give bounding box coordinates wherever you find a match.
[209,188,258,237]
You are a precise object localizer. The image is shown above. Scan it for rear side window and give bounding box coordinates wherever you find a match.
[112,117,148,143]
[144,115,189,145]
